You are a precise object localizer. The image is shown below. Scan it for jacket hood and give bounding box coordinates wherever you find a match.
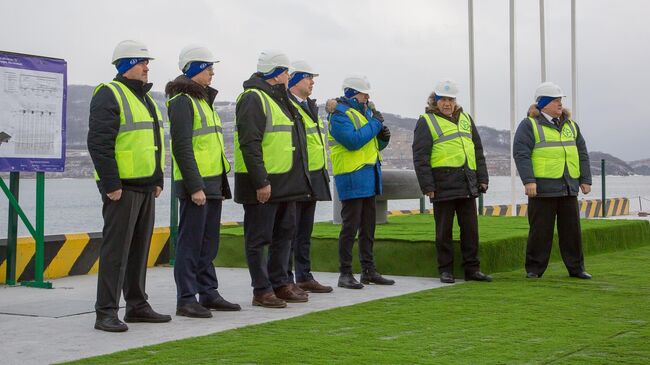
[242,72,288,97]
[165,75,218,104]
[527,104,571,119]
[425,102,465,121]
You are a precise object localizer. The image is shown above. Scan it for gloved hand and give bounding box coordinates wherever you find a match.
[367,101,384,123]
[325,99,338,113]
[377,125,391,142]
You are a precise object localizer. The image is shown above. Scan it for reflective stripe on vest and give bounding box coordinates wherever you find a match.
[92,81,164,180]
[291,99,327,171]
[233,89,294,174]
[167,94,231,181]
[529,117,580,179]
[421,112,476,170]
[327,107,381,176]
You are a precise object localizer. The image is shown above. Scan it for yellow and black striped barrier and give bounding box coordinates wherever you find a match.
[0,227,170,284]
[385,197,629,218]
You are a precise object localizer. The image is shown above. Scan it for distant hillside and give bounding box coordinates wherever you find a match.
[61,84,650,177]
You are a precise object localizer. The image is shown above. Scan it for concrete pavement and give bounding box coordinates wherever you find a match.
[0,267,452,364]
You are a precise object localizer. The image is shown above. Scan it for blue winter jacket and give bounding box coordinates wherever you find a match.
[328,97,388,201]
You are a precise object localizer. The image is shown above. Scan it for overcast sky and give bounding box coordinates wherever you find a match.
[2,0,648,160]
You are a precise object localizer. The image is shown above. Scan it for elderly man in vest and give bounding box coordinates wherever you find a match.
[326,75,395,289]
[285,60,333,294]
[412,79,492,284]
[88,40,171,332]
[513,82,592,280]
[165,45,240,319]
[234,50,312,308]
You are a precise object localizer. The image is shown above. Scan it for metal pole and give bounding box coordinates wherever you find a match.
[21,172,52,288]
[571,0,578,119]
[509,0,518,217]
[601,159,607,217]
[35,172,45,283]
[420,196,426,214]
[540,0,547,81]
[468,0,485,211]
[5,172,20,285]
[169,169,177,266]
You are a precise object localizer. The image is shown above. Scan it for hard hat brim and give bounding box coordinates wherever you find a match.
[112,56,154,65]
[435,92,457,98]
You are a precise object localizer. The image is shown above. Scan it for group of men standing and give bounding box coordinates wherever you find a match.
[88,39,593,333]
[88,41,395,332]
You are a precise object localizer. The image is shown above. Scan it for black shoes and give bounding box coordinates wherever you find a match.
[465,271,493,282]
[361,270,396,285]
[338,273,364,289]
[440,272,455,284]
[526,272,540,279]
[176,302,212,318]
[200,296,241,311]
[123,306,172,323]
[95,316,128,332]
[570,271,592,280]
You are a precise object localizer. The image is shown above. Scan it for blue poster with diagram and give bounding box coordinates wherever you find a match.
[0,51,67,172]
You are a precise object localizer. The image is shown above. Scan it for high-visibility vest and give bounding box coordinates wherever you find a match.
[529,117,580,179]
[167,94,230,181]
[328,107,381,176]
[421,112,476,170]
[291,99,327,171]
[233,89,294,174]
[93,81,164,180]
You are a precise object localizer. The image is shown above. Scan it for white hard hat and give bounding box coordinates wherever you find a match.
[111,40,153,64]
[178,44,219,72]
[534,81,565,100]
[289,60,319,77]
[257,50,290,73]
[434,79,459,98]
[342,75,371,94]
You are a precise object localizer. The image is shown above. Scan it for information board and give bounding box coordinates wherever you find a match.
[0,51,67,172]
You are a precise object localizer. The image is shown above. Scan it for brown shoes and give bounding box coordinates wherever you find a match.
[274,285,308,303]
[288,283,309,297]
[297,279,333,293]
[252,292,287,308]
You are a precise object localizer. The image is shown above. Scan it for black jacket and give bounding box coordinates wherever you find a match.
[289,93,332,202]
[165,75,232,200]
[234,73,312,204]
[513,106,592,197]
[87,74,164,194]
[412,106,489,202]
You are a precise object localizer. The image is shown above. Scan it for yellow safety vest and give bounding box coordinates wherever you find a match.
[421,112,476,170]
[167,94,230,181]
[233,89,294,174]
[529,117,580,179]
[328,107,381,176]
[291,99,327,171]
[92,81,164,180]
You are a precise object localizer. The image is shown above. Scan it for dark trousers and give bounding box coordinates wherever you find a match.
[338,196,376,274]
[526,196,585,276]
[174,198,223,306]
[243,202,296,295]
[433,198,480,275]
[288,201,317,283]
[95,190,154,318]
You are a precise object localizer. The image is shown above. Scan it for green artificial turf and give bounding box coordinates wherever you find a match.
[66,245,650,365]
[215,215,650,277]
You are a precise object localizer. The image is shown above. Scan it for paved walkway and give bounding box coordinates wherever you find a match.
[0,267,451,364]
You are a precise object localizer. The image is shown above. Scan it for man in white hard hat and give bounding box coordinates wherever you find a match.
[326,75,394,289]
[233,50,312,307]
[412,79,492,284]
[513,82,592,279]
[165,45,240,319]
[88,40,170,332]
[286,61,333,294]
